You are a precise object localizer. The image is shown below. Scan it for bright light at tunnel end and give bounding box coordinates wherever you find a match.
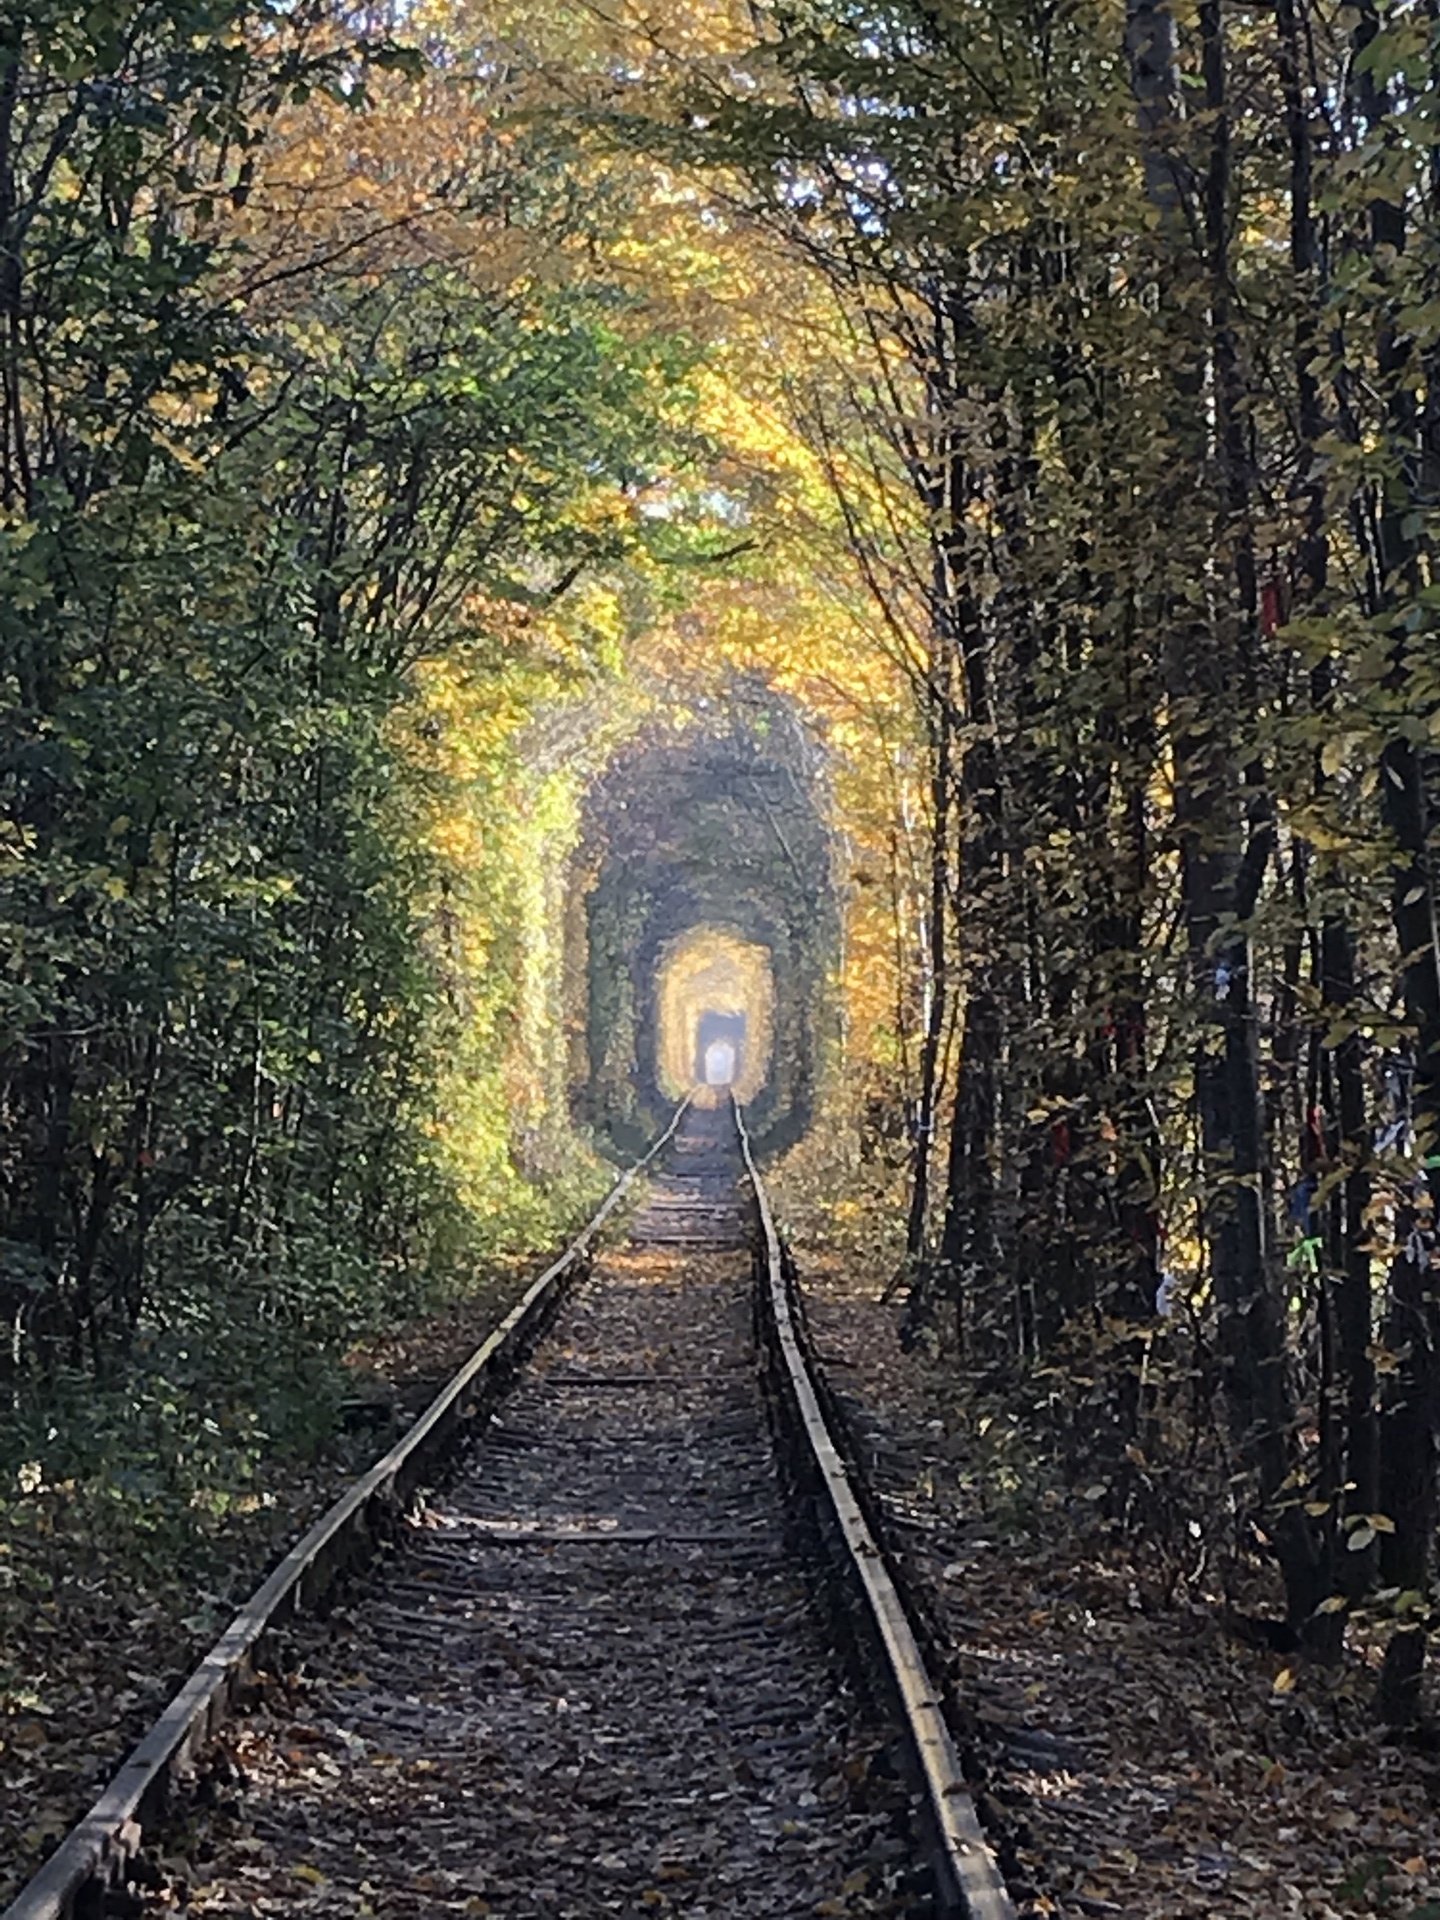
[704,1039,737,1086]
[655,925,773,1107]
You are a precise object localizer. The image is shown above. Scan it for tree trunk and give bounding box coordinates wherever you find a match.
[904,649,954,1264]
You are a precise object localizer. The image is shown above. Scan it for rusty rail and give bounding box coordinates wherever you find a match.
[734,1099,1015,1920]
[4,1101,690,1920]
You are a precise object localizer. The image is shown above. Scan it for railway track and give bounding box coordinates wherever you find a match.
[8,1102,1012,1920]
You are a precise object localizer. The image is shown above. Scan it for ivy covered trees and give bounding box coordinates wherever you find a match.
[664,0,1440,1709]
[0,0,683,1474]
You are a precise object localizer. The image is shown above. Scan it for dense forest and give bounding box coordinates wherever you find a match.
[4,0,1440,1898]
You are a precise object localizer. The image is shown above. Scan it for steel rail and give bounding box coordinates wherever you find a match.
[4,1099,691,1920]
[733,1099,1016,1920]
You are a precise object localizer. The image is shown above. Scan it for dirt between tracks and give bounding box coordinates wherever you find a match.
[130,1245,920,1918]
[796,1249,1440,1920]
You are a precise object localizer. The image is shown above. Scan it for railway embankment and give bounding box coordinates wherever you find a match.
[798,1253,1440,1920]
[5,1105,1012,1920]
[12,1101,1433,1919]
[0,1160,652,1912]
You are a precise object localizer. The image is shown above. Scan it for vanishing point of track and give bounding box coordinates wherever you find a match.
[7,1101,1012,1920]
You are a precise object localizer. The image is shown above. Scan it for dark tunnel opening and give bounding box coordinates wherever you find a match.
[572,690,839,1158]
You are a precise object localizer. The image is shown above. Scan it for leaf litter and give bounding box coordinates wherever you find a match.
[0,1272,533,1904]
[797,1247,1440,1920]
[130,1246,921,1916]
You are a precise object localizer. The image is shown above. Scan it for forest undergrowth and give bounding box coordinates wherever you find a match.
[0,1211,617,1901]
[804,1247,1440,1920]
[776,1118,1440,1918]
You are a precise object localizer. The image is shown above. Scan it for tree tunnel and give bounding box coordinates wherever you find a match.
[574,692,839,1156]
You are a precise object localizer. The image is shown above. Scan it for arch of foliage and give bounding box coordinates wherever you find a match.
[577,692,839,1154]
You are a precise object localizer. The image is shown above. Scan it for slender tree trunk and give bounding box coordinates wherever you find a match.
[1277,0,1380,1632]
[1375,733,1440,1720]
[1329,0,1440,1719]
[936,559,1004,1347]
[905,651,953,1263]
